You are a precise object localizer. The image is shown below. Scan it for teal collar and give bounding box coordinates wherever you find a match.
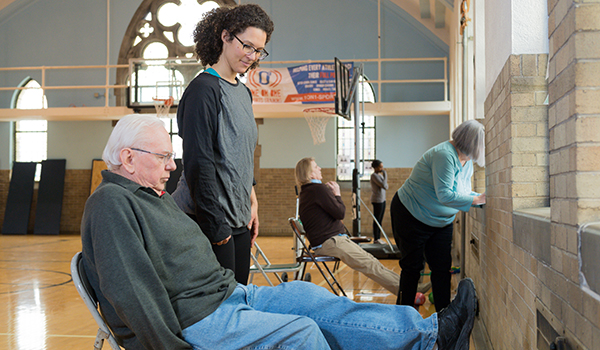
[205,67,220,78]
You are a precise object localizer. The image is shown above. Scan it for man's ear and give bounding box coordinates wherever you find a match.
[120,148,135,174]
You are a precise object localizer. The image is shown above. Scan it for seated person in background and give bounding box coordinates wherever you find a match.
[295,157,401,296]
[81,114,478,350]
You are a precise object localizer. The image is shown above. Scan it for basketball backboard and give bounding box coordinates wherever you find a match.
[334,57,352,120]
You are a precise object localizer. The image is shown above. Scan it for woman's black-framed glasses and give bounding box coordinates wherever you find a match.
[131,148,175,165]
[232,33,269,61]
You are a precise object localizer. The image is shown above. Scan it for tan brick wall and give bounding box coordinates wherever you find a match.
[61,169,92,234]
[468,2,600,349]
[0,169,91,234]
[544,0,600,349]
[474,52,549,349]
[0,167,413,237]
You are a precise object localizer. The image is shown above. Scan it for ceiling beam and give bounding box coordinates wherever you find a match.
[435,0,446,28]
[0,101,451,121]
[419,0,431,19]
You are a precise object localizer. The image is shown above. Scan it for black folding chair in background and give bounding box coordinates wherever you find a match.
[289,218,347,297]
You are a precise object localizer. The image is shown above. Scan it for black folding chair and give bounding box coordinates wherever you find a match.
[288,218,347,297]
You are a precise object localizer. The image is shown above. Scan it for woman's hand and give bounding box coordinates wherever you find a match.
[326,181,341,196]
[213,235,232,246]
[248,187,259,247]
[472,193,486,206]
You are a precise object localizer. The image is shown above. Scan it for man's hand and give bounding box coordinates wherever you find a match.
[248,187,259,247]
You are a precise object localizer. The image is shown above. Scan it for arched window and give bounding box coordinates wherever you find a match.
[337,75,377,181]
[12,78,48,180]
[116,0,236,157]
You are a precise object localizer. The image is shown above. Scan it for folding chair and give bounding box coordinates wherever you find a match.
[71,252,121,350]
[248,241,306,286]
[289,218,347,297]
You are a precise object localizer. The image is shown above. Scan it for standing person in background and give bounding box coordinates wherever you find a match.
[370,159,388,245]
[391,120,486,311]
[172,4,274,284]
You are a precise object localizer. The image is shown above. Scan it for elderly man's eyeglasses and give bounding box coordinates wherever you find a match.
[131,148,175,164]
[231,33,269,61]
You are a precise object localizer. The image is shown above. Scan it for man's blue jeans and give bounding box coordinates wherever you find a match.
[182,281,438,350]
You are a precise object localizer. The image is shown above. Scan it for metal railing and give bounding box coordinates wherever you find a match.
[0,56,448,109]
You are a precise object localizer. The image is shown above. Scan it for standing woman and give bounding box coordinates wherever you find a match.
[370,159,388,244]
[173,4,274,285]
[391,119,486,311]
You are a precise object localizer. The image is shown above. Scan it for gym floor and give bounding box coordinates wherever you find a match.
[0,234,486,349]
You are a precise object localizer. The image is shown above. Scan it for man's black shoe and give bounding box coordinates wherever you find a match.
[436,278,478,350]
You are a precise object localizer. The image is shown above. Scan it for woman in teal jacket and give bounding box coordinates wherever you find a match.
[391,119,486,311]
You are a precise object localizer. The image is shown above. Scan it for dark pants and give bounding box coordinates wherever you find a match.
[372,201,386,241]
[391,193,453,311]
[212,229,252,285]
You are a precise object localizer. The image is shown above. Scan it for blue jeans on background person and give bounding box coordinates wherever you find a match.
[182,281,438,350]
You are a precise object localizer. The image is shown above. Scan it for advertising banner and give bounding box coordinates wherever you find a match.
[246,62,353,104]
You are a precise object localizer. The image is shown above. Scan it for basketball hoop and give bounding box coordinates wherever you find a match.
[303,107,336,145]
[153,96,174,118]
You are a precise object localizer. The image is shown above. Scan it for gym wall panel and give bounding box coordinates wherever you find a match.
[47,121,113,169]
[259,118,337,168]
[375,114,449,168]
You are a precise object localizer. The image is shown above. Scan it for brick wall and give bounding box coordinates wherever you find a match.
[544,0,600,349]
[469,1,600,347]
[473,53,550,349]
[0,167,413,236]
[61,169,92,233]
[0,169,91,234]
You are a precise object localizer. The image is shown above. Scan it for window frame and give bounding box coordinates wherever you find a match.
[336,75,377,181]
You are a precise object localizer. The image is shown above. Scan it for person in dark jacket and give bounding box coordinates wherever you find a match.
[296,157,400,295]
[82,114,479,350]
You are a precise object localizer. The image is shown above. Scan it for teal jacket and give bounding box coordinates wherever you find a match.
[398,141,479,227]
[81,170,237,350]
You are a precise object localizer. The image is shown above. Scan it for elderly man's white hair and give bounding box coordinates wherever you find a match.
[451,119,485,167]
[102,114,167,170]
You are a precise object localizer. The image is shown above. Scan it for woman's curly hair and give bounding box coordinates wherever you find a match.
[193,4,274,71]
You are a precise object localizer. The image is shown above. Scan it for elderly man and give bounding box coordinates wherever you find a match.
[81,114,478,350]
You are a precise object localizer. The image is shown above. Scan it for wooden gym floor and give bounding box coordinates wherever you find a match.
[0,234,480,350]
